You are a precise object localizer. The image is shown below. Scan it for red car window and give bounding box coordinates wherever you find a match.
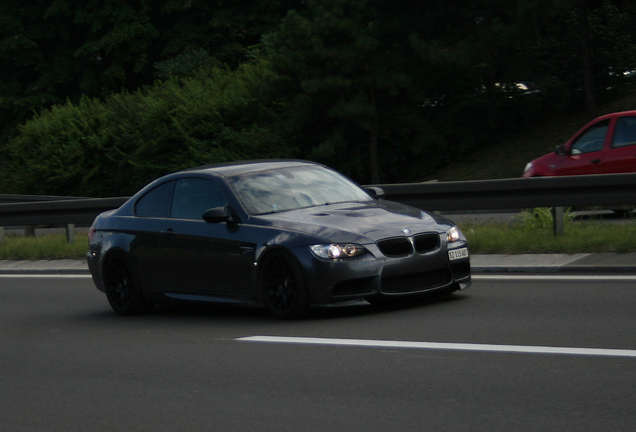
[598,116,636,174]
[570,120,609,155]
[611,116,636,148]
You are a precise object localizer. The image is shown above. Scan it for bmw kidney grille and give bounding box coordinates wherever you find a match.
[377,233,440,257]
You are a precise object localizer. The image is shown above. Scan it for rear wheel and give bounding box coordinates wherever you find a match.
[103,254,153,315]
[261,250,310,319]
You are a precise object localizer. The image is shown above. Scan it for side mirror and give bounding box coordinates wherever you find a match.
[202,206,234,223]
[366,186,385,199]
[554,144,567,156]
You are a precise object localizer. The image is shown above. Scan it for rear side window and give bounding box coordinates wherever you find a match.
[612,116,636,148]
[171,178,227,220]
[135,181,175,217]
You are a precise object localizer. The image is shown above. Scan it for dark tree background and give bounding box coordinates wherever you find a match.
[1,0,635,195]
[0,0,296,142]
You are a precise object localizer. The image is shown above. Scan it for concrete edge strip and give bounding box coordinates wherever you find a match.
[562,253,593,265]
[0,273,91,278]
[473,274,636,281]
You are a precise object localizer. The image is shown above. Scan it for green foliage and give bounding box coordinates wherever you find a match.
[154,48,218,79]
[262,0,636,184]
[0,0,299,145]
[461,220,636,254]
[264,0,443,183]
[532,1,636,110]
[0,234,89,260]
[4,0,636,192]
[518,207,575,230]
[0,61,292,196]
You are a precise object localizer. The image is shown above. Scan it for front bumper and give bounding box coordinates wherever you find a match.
[294,242,471,305]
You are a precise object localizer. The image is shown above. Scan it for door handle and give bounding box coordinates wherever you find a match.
[591,159,601,164]
[160,228,175,235]
[240,245,256,254]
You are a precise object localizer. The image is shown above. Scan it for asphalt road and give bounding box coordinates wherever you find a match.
[1,275,635,432]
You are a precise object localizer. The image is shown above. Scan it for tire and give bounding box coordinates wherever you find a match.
[102,254,153,315]
[260,250,310,319]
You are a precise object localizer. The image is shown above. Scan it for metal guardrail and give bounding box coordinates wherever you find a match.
[0,197,129,243]
[0,197,129,227]
[376,173,636,235]
[0,194,88,204]
[375,173,636,211]
[0,173,635,240]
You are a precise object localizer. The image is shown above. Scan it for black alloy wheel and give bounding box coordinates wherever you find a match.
[103,255,153,315]
[261,250,310,319]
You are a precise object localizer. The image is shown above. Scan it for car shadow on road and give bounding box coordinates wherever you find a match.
[310,290,468,320]
[87,290,469,323]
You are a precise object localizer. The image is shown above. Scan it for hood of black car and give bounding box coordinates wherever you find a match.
[252,200,453,244]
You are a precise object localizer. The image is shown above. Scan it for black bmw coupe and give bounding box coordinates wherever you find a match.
[87,160,471,318]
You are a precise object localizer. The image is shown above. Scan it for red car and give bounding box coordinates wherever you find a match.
[522,110,636,177]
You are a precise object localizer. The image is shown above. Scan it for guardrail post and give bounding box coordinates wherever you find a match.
[552,206,565,236]
[25,225,35,236]
[66,224,75,243]
[0,227,4,245]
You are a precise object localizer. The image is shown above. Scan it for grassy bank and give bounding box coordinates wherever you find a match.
[459,222,636,254]
[0,233,89,260]
[426,90,636,181]
[0,222,633,260]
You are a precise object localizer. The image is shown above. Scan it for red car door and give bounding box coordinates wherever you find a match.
[597,115,636,174]
[554,119,610,175]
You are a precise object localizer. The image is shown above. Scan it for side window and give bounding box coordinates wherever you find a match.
[135,181,175,217]
[570,120,609,155]
[612,116,636,148]
[171,178,228,220]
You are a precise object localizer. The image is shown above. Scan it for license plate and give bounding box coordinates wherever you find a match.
[448,247,469,261]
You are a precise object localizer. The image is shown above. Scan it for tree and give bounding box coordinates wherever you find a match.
[531,0,636,115]
[265,0,440,183]
[0,0,299,145]
[0,60,293,197]
[264,0,557,182]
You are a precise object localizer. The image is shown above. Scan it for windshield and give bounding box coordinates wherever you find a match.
[227,165,373,215]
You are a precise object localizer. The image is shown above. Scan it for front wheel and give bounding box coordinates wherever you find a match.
[102,254,153,315]
[260,250,310,319]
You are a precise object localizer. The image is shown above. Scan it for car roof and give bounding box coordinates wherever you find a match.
[595,110,636,121]
[178,159,322,177]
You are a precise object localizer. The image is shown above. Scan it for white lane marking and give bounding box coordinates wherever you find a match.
[238,336,636,358]
[0,274,91,278]
[473,274,636,281]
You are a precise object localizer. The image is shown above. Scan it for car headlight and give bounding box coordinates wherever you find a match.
[523,162,533,173]
[310,243,367,259]
[447,226,463,244]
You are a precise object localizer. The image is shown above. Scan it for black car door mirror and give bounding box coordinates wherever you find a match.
[202,207,233,223]
[366,186,385,199]
[554,144,567,156]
